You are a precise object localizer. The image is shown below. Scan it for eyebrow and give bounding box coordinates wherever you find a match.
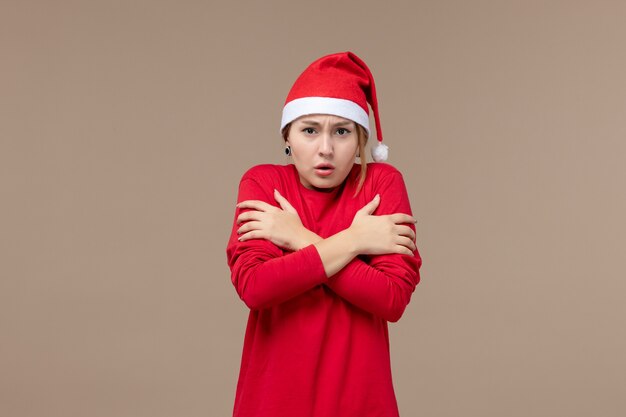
[299,119,354,127]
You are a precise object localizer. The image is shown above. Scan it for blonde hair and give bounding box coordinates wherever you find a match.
[281,122,369,197]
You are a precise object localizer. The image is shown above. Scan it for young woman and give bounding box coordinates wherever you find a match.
[226,51,423,417]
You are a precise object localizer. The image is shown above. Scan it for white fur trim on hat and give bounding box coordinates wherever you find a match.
[280,97,370,134]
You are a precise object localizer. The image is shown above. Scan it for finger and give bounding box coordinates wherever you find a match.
[237,221,263,235]
[358,194,380,215]
[238,230,266,242]
[395,244,415,256]
[237,200,274,212]
[395,225,416,242]
[236,211,263,225]
[274,189,297,213]
[389,213,417,224]
[396,236,417,252]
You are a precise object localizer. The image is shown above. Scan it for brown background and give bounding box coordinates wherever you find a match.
[2,1,625,416]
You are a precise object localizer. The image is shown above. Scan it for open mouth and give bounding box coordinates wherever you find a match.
[314,165,335,177]
[315,163,335,170]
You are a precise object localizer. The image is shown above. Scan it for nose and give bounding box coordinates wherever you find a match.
[318,133,333,157]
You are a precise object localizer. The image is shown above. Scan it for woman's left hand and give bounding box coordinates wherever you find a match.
[236,189,320,252]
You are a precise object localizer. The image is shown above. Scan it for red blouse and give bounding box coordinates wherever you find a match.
[226,162,422,417]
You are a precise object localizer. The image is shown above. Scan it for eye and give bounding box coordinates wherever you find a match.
[336,128,351,136]
[302,127,316,134]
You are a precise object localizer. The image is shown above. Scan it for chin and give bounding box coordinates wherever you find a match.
[306,177,339,191]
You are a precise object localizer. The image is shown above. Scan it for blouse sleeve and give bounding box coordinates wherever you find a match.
[226,176,328,310]
[325,170,422,322]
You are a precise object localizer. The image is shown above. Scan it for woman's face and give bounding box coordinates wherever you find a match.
[286,114,359,192]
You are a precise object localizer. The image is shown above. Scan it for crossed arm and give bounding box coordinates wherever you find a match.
[236,189,416,271]
[226,174,422,322]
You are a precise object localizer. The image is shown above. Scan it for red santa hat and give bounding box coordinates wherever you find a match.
[280,51,389,162]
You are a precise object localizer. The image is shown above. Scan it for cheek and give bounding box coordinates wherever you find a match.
[290,147,316,168]
[339,141,359,159]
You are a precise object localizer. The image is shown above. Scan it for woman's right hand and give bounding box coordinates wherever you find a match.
[348,194,417,256]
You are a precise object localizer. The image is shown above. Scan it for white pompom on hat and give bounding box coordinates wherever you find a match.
[280,51,389,162]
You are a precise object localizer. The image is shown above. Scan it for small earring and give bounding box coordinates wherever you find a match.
[356,149,360,158]
[285,145,292,156]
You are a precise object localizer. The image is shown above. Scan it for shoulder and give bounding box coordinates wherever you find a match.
[240,164,293,184]
[361,162,410,199]
[366,162,401,176]
[235,164,295,203]
[365,163,413,212]
[365,162,404,185]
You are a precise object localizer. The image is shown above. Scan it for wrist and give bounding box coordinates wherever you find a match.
[296,229,322,250]
[338,227,360,257]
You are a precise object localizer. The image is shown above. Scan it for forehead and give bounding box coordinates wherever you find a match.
[293,114,356,126]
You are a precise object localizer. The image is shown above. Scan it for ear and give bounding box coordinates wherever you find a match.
[281,125,291,142]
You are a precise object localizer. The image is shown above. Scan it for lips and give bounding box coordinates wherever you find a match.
[314,163,335,177]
